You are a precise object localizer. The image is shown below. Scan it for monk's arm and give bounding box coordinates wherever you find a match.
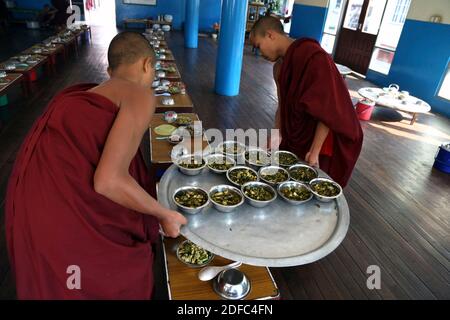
[306,122,330,166]
[93,86,186,235]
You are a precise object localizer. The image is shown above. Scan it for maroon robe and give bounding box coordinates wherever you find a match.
[5,84,159,299]
[278,38,363,187]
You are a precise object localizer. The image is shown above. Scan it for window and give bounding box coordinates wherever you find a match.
[438,64,450,101]
[321,0,345,54]
[368,0,411,74]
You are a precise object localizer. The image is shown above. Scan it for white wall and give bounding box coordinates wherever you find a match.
[294,0,328,8]
[407,0,450,24]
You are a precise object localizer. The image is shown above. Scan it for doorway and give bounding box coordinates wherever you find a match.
[83,0,116,27]
[334,0,387,74]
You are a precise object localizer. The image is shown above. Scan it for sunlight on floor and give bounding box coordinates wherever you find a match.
[368,121,450,146]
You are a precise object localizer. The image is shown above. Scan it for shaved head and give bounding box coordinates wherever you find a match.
[107,31,156,71]
[251,16,284,37]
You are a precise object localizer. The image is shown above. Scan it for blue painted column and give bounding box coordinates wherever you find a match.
[215,0,248,96]
[185,0,200,48]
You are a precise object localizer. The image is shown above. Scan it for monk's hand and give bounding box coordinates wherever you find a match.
[160,210,188,238]
[305,150,320,168]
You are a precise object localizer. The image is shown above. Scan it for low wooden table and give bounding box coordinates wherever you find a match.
[0,73,26,98]
[155,93,194,113]
[162,236,280,300]
[157,52,175,62]
[148,113,207,197]
[0,55,50,92]
[22,44,65,74]
[158,62,181,80]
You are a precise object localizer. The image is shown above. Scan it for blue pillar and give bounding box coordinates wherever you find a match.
[185,0,200,48]
[215,0,248,96]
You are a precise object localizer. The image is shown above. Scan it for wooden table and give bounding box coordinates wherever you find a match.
[22,44,65,74]
[47,35,78,58]
[148,113,208,197]
[162,236,280,300]
[0,73,26,99]
[0,55,50,91]
[123,18,148,29]
[157,62,181,80]
[155,93,194,114]
[157,51,175,62]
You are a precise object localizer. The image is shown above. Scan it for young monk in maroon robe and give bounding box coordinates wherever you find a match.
[5,32,187,299]
[250,17,363,187]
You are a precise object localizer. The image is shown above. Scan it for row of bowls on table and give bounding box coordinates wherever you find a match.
[172,153,343,214]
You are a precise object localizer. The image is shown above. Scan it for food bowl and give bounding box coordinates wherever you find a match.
[164,14,173,23]
[244,149,271,168]
[309,178,342,203]
[217,141,246,159]
[206,154,235,174]
[209,185,244,213]
[161,97,175,106]
[156,70,166,78]
[162,25,171,32]
[241,181,277,208]
[176,240,214,267]
[173,186,210,214]
[273,150,299,167]
[258,166,290,186]
[226,166,258,187]
[278,181,313,205]
[213,268,251,300]
[288,164,318,183]
[175,154,206,176]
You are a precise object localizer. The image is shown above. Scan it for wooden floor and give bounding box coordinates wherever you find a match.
[0,26,449,300]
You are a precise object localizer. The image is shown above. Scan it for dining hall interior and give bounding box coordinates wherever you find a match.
[0,0,448,301]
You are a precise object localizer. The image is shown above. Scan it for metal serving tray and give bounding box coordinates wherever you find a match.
[158,165,350,267]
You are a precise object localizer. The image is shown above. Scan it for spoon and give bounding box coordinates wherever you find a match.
[198,261,242,281]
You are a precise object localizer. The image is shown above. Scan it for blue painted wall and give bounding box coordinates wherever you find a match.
[14,0,50,9]
[289,3,326,41]
[115,0,185,29]
[367,19,450,118]
[115,0,221,32]
[199,0,221,32]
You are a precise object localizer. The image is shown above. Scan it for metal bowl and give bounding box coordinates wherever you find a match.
[209,185,244,213]
[273,150,299,167]
[309,178,343,203]
[226,166,259,188]
[258,166,290,186]
[173,186,210,214]
[206,154,235,174]
[277,181,313,205]
[244,148,271,168]
[176,240,214,268]
[288,164,318,183]
[213,268,251,300]
[241,181,277,208]
[216,141,246,159]
[175,154,206,176]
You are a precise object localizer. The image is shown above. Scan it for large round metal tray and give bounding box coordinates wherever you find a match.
[158,165,350,267]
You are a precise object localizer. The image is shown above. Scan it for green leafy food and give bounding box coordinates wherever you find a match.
[311,181,340,197]
[208,158,234,171]
[289,167,317,183]
[243,185,275,201]
[276,152,298,166]
[177,241,212,265]
[280,185,312,201]
[178,156,205,169]
[211,189,242,206]
[261,169,289,184]
[245,151,271,166]
[174,189,208,208]
[228,169,257,186]
[223,143,244,155]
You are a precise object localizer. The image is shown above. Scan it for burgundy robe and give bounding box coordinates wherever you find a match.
[278,38,363,187]
[5,84,159,299]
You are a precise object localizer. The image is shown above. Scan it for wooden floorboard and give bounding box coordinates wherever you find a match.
[0,26,449,300]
